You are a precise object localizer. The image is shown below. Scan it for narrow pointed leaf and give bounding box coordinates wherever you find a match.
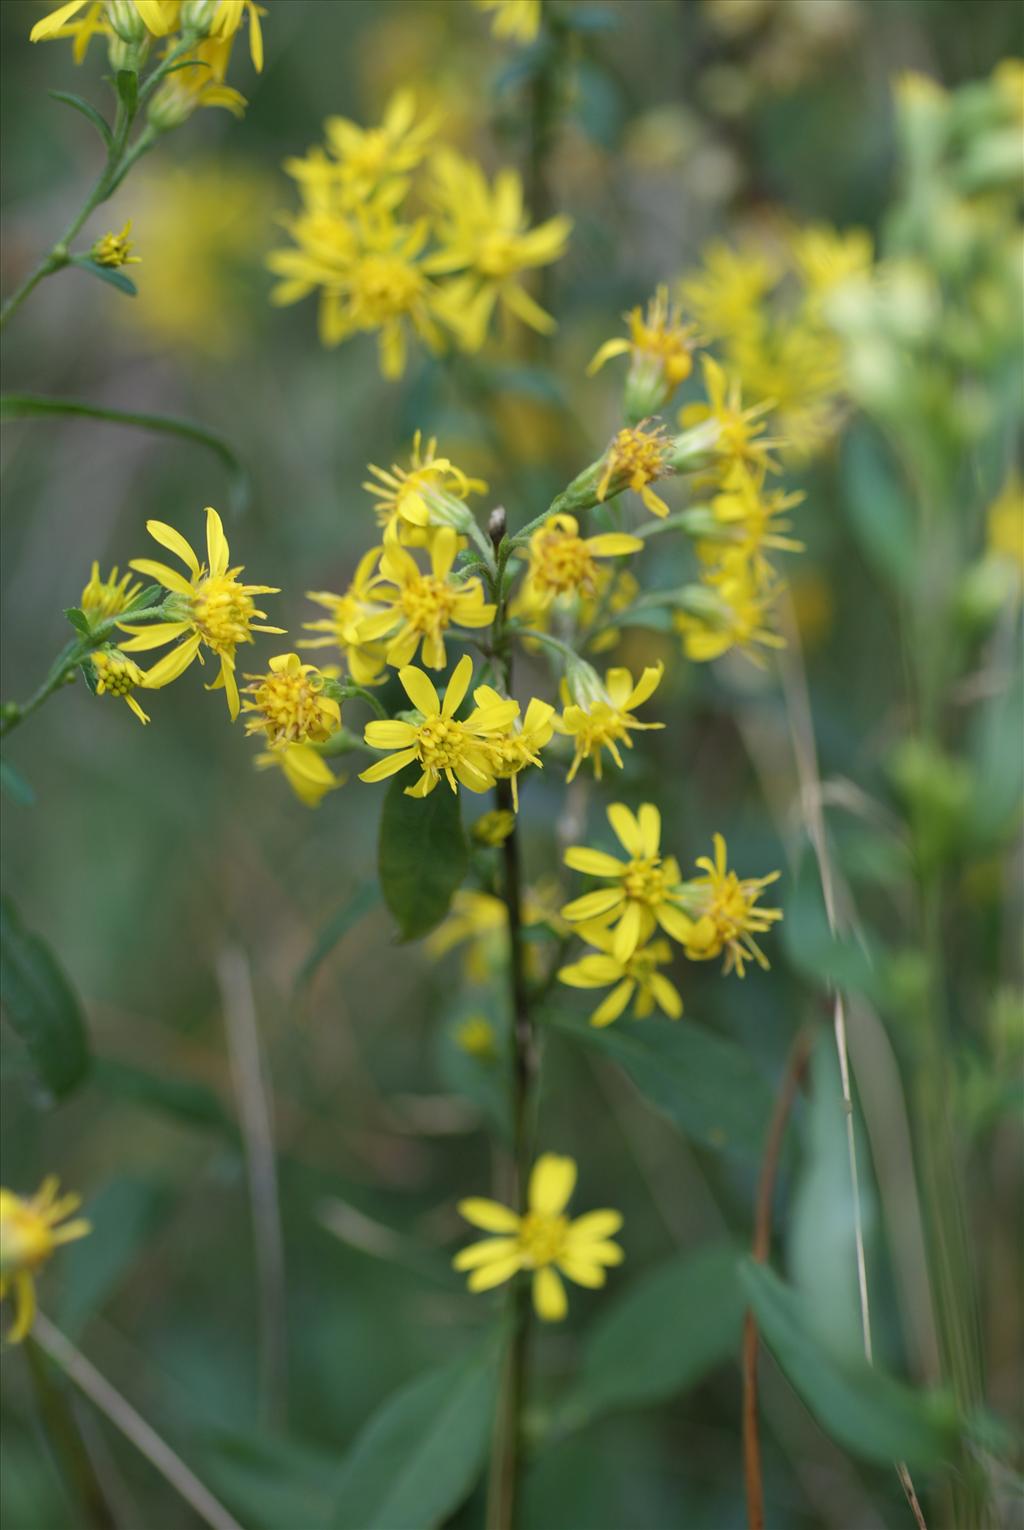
[378,771,468,941]
[48,90,113,149]
[0,897,89,1100]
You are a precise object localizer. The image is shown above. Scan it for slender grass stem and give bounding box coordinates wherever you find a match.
[24,1335,116,1530]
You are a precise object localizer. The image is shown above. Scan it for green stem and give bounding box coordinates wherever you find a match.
[24,1336,116,1530]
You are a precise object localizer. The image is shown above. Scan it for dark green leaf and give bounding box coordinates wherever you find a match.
[548,1012,774,1158]
[740,1259,958,1467]
[69,256,138,296]
[0,759,35,806]
[378,772,468,941]
[201,1432,336,1530]
[561,1243,745,1429]
[968,667,1024,848]
[781,856,884,1002]
[48,90,113,149]
[64,606,91,635]
[56,1175,174,1336]
[332,1335,500,1530]
[92,1055,232,1131]
[115,68,138,115]
[0,897,89,1100]
[843,427,916,590]
[294,884,380,993]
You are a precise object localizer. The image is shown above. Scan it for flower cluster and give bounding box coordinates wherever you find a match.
[268,91,572,376]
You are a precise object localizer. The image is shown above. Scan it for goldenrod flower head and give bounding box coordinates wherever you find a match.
[472,689,556,809]
[521,513,642,610]
[357,529,495,670]
[29,1,176,54]
[559,923,682,1027]
[789,223,873,300]
[474,0,541,45]
[562,802,695,962]
[472,809,516,847]
[679,243,778,343]
[301,548,387,687]
[148,34,249,126]
[316,215,447,379]
[90,221,141,268]
[679,355,778,477]
[678,833,782,976]
[454,1015,498,1059]
[28,0,110,62]
[0,1178,90,1343]
[323,90,439,197]
[80,561,143,621]
[426,888,507,980]
[183,0,264,71]
[241,652,340,748]
[596,423,673,519]
[122,506,283,719]
[425,149,572,350]
[701,460,804,576]
[255,741,341,807]
[90,648,152,725]
[364,431,487,543]
[360,654,518,798]
[675,556,785,666]
[588,286,700,416]
[555,662,665,783]
[986,470,1024,581]
[726,321,842,463]
[454,1153,623,1321]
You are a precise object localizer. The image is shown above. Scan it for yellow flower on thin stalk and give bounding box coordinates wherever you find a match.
[322,89,439,198]
[680,355,779,478]
[562,801,695,962]
[29,1,175,51]
[472,687,556,810]
[255,740,342,808]
[301,548,388,687]
[699,460,804,578]
[90,221,140,268]
[90,649,152,724]
[454,1015,498,1060]
[679,242,778,344]
[120,506,283,719]
[357,528,495,670]
[81,562,143,621]
[678,833,782,976]
[474,0,541,45]
[596,423,674,519]
[0,1178,90,1343]
[675,555,786,666]
[555,662,665,783]
[426,149,572,350]
[425,888,508,981]
[147,35,250,128]
[364,432,487,544]
[471,809,516,847]
[360,654,518,797]
[518,513,642,612]
[454,1153,623,1322]
[558,922,682,1027]
[588,286,700,415]
[241,653,341,748]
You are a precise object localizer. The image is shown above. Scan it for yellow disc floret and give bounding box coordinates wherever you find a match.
[242,653,341,748]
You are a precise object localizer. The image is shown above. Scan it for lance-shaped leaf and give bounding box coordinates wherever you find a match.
[378,772,468,942]
[1,897,90,1100]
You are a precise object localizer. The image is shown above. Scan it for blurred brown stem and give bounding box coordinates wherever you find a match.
[742,1026,813,1530]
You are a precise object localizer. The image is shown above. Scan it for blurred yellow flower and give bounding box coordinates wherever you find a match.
[680,355,777,477]
[556,661,665,783]
[147,35,249,126]
[473,689,556,809]
[454,1015,498,1059]
[789,223,873,299]
[426,888,507,980]
[519,513,642,611]
[680,243,777,343]
[90,221,140,268]
[0,1178,90,1343]
[241,653,340,747]
[321,89,439,199]
[678,833,782,976]
[255,741,341,808]
[472,809,516,846]
[562,802,694,961]
[357,529,495,670]
[80,562,143,620]
[675,555,785,665]
[121,506,282,718]
[474,0,541,45]
[301,549,388,687]
[558,923,682,1027]
[588,286,700,414]
[454,1153,623,1321]
[364,432,487,543]
[986,470,1024,580]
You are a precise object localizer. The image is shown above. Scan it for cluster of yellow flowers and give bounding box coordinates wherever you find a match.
[30,0,264,120]
[267,90,572,377]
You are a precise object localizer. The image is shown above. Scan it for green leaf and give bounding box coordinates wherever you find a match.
[548,1012,774,1158]
[435,1009,511,1142]
[56,1175,174,1336]
[781,856,883,1002]
[115,68,138,116]
[740,1259,958,1467]
[0,759,35,806]
[48,90,113,149]
[69,256,138,296]
[294,884,380,993]
[200,1432,336,1530]
[92,1055,232,1132]
[843,426,916,590]
[64,606,91,635]
[0,395,251,515]
[0,897,89,1101]
[968,666,1024,848]
[332,1335,500,1530]
[561,1243,745,1429]
[378,772,468,942]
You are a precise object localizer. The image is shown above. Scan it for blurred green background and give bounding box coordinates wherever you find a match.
[1,2,1021,1526]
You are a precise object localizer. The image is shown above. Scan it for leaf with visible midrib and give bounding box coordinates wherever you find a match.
[378,772,468,941]
[332,1336,499,1530]
[1,897,90,1100]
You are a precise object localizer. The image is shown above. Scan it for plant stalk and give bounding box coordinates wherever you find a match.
[24,1335,116,1530]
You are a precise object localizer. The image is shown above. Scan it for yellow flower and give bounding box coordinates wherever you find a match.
[677,833,782,976]
[471,809,516,846]
[0,1178,90,1343]
[80,561,143,621]
[588,286,700,414]
[357,529,495,670]
[454,1153,623,1322]
[360,654,517,797]
[90,648,152,724]
[197,0,264,72]
[519,513,642,611]
[426,888,507,981]
[789,224,873,300]
[555,662,664,783]
[425,149,572,350]
[726,320,842,463]
[675,556,786,666]
[561,801,695,962]
[596,423,673,518]
[147,35,249,126]
[241,653,341,747]
[90,221,140,268]
[454,1015,498,1059]
[472,689,556,810]
[364,431,487,543]
[120,506,282,719]
[558,923,682,1027]
[474,0,541,45]
[679,355,778,477]
[301,548,388,687]
[30,1,176,50]
[679,242,778,344]
[986,470,1024,580]
[699,460,804,577]
[29,1,108,62]
[322,89,439,198]
[255,741,342,808]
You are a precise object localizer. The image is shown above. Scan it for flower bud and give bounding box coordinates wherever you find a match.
[181,0,218,32]
[106,0,148,42]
